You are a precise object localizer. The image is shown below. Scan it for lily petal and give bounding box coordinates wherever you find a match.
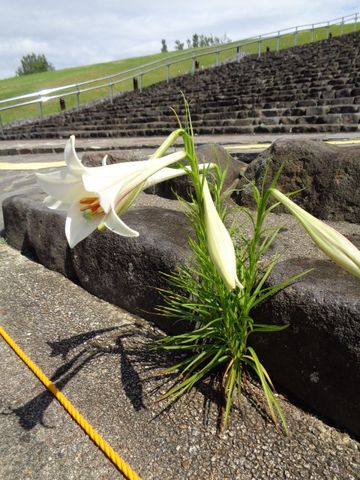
[121,151,187,194]
[65,199,104,248]
[114,183,144,217]
[36,169,84,204]
[104,209,139,237]
[65,135,87,174]
[82,161,155,193]
[43,195,68,210]
[82,151,187,197]
[144,163,214,189]
[96,183,123,214]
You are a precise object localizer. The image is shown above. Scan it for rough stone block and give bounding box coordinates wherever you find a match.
[2,195,34,252]
[251,257,360,436]
[234,138,360,223]
[3,193,191,334]
[2,187,360,435]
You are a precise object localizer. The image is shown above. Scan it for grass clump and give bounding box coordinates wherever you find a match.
[152,102,309,432]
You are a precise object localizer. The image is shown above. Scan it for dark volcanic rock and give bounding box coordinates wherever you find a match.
[2,195,34,252]
[71,206,191,334]
[3,193,360,435]
[3,193,190,334]
[81,150,146,167]
[3,192,76,279]
[251,257,360,436]
[235,139,360,223]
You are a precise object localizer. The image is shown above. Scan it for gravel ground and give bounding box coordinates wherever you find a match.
[0,241,359,480]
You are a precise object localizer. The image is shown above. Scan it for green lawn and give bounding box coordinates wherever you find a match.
[0,21,357,126]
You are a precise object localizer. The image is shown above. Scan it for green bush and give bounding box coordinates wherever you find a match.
[16,53,55,76]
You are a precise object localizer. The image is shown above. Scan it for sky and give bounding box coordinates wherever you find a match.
[0,0,357,80]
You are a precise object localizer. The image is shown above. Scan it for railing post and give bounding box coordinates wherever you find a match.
[276,31,280,51]
[75,85,80,111]
[38,95,43,119]
[108,82,113,103]
[139,74,143,93]
[192,54,196,74]
[258,35,262,57]
[294,26,298,46]
[215,48,219,66]
[341,17,344,35]
[326,21,330,39]
[166,65,170,83]
[311,24,314,42]
[0,113,3,136]
[354,13,358,32]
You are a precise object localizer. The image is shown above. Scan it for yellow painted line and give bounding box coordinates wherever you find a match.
[224,143,271,151]
[1,137,360,170]
[326,139,360,145]
[0,161,65,171]
[225,138,360,151]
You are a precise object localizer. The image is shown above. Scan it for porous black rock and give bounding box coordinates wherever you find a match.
[80,149,146,167]
[3,193,191,334]
[251,256,360,436]
[71,206,191,334]
[3,192,76,279]
[3,193,360,434]
[234,139,360,223]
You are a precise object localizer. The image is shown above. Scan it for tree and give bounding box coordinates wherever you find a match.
[174,40,184,50]
[192,34,199,48]
[161,39,168,53]
[16,53,55,76]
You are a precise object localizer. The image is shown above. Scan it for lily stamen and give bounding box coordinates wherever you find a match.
[80,201,100,212]
[79,196,98,204]
[79,196,104,218]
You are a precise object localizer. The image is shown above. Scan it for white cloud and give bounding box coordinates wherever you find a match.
[0,0,357,79]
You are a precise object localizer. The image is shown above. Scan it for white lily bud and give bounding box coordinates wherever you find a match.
[202,178,243,290]
[270,188,360,280]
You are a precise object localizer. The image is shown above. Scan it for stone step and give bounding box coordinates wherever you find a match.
[2,120,359,141]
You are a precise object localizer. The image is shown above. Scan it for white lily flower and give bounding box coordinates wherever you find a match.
[202,177,243,290]
[37,136,212,248]
[270,188,360,280]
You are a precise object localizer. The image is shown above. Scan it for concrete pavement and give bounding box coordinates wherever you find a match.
[0,241,359,480]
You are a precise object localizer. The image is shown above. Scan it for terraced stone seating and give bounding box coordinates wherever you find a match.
[2,31,360,140]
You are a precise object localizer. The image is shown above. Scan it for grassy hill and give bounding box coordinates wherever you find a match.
[0,21,357,126]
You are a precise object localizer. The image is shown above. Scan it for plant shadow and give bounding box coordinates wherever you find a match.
[2,324,271,434]
[1,326,155,430]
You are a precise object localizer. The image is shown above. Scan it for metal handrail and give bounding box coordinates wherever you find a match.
[0,11,358,125]
[0,42,241,107]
